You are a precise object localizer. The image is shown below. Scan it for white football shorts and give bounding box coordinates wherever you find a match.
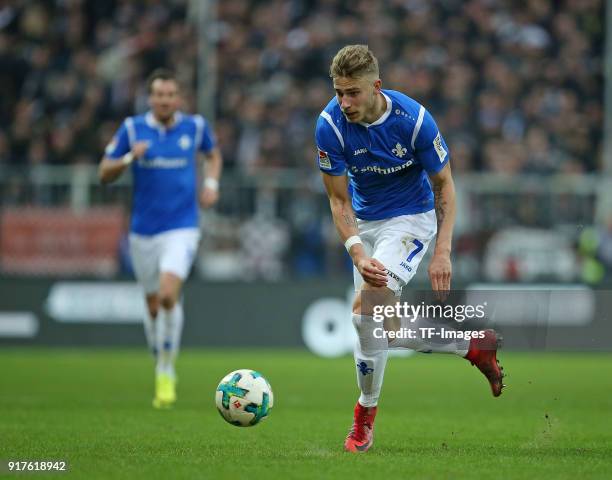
[129,228,200,294]
[353,210,437,295]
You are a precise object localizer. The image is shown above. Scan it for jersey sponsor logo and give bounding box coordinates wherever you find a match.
[353,148,367,156]
[350,159,413,175]
[392,142,407,158]
[137,157,188,168]
[318,148,332,169]
[179,134,192,150]
[433,132,447,162]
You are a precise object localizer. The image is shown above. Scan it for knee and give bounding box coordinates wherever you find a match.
[159,292,177,310]
[146,296,159,319]
[353,284,394,316]
[158,273,181,310]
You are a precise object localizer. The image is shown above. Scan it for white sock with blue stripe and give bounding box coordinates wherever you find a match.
[157,302,184,379]
[352,314,388,407]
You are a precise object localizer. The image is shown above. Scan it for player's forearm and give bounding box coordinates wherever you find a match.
[98,158,128,184]
[329,198,365,262]
[203,148,223,182]
[432,178,456,256]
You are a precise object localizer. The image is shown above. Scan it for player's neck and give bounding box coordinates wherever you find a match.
[154,113,177,128]
[362,92,387,124]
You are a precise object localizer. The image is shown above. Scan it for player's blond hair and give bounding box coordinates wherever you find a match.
[329,45,379,79]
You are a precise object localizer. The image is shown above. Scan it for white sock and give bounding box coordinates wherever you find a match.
[155,309,169,377]
[387,316,469,356]
[143,311,157,357]
[156,303,184,379]
[169,302,184,374]
[352,314,388,407]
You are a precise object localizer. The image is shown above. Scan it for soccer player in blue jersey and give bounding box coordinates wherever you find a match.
[99,69,222,408]
[316,45,505,452]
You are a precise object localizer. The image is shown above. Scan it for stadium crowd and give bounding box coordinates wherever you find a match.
[0,0,603,174]
[0,0,604,281]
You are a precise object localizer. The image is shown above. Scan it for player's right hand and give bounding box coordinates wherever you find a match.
[356,257,388,288]
[131,141,149,158]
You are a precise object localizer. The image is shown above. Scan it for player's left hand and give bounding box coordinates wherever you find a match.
[428,253,452,301]
[199,188,219,209]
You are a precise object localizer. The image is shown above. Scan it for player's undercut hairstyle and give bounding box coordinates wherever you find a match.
[147,68,179,93]
[329,45,379,80]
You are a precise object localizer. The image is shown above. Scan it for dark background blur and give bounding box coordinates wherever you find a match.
[0,0,608,286]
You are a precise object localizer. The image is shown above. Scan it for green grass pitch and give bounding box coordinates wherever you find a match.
[1,349,611,479]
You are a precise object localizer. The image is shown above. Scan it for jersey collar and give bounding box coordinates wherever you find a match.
[145,111,184,130]
[358,92,392,128]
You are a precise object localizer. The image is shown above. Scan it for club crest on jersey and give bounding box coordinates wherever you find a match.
[179,135,192,150]
[392,142,407,158]
[318,148,332,169]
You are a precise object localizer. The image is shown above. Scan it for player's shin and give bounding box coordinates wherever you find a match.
[159,302,184,379]
[143,312,158,358]
[168,301,184,372]
[155,312,170,376]
[352,314,389,407]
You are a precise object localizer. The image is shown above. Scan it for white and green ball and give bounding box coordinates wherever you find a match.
[215,369,273,427]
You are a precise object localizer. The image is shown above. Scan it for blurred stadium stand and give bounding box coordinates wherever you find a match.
[0,0,608,284]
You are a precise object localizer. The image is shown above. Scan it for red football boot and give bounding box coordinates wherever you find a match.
[344,402,377,452]
[465,329,506,397]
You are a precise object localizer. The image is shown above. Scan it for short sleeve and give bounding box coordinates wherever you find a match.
[414,109,450,175]
[315,115,346,176]
[105,120,131,159]
[197,116,216,153]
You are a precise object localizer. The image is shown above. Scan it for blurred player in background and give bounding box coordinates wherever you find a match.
[316,45,504,452]
[99,69,223,408]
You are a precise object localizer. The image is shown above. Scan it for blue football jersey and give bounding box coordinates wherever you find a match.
[315,90,449,220]
[105,111,215,235]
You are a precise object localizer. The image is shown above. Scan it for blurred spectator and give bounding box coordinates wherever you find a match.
[0,0,602,175]
[0,0,603,282]
[215,0,602,173]
[1,0,197,167]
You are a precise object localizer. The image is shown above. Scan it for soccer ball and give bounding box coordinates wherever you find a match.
[215,369,273,427]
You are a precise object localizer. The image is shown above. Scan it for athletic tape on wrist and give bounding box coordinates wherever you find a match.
[344,235,362,252]
[122,152,134,165]
[203,177,219,191]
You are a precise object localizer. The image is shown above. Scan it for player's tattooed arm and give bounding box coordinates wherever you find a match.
[428,163,456,294]
[432,183,446,233]
[342,211,358,229]
[429,163,455,256]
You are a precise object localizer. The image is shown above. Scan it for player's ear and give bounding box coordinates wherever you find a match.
[373,78,382,93]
